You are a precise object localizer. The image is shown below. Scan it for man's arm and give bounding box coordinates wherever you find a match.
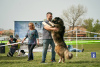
[7,41,15,46]
[42,22,58,31]
[7,41,10,45]
[17,39,20,42]
[67,45,68,48]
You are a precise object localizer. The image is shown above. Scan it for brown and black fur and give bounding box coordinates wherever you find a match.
[49,17,73,63]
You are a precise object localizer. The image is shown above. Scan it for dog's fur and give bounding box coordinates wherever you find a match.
[43,17,73,63]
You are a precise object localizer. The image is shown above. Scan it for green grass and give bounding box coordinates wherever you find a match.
[65,40,100,45]
[1,40,100,45]
[0,43,100,67]
[0,41,8,44]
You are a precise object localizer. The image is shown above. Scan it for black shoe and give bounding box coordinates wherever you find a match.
[51,60,56,62]
[41,61,45,63]
[7,52,13,57]
[27,59,33,61]
[82,49,84,52]
[7,54,10,57]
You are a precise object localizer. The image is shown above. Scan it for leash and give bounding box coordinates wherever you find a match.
[0,42,23,47]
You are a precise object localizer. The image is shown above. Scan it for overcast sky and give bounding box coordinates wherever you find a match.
[0,0,100,30]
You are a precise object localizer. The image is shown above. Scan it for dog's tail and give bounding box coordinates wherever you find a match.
[64,50,73,59]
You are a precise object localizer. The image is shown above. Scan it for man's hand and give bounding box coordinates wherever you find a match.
[43,22,59,31]
[67,46,68,48]
[22,40,24,43]
[52,27,59,31]
[12,44,15,46]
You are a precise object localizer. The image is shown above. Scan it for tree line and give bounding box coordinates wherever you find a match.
[62,4,100,37]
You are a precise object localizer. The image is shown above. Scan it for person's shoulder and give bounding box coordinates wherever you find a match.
[9,40,11,42]
[34,29,38,32]
[13,38,16,39]
[44,20,49,23]
[13,38,17,40]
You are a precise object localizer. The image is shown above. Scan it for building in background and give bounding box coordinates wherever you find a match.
[0,30,13,36]
[0,30,13,40]
[67,26,87,37]
[0,31,3,35]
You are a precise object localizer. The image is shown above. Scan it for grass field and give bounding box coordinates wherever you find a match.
[0,41,8,44]
[1,40,100,45]
[0,42,100,67]
[65,40,100,45]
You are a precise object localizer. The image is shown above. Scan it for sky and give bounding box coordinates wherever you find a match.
[0,0,100,30]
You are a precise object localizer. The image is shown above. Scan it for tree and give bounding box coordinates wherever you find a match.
[93,19,100,36]
[82,19,100,37]
[82,18,94,31]
[62,4,87,37]
[82,18,94,37]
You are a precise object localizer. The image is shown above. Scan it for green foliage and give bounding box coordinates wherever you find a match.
[82,18,93,31]
[93,19,100,33]
[82,18,100,37]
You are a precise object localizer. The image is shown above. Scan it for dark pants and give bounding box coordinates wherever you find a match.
[28,44,36,60]
[10,45,18,56]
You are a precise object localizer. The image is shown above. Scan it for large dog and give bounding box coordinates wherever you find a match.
[43,17,73,63]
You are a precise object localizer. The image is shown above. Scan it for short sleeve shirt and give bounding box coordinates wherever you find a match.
[9,38,17,47]
[9,38,17,44]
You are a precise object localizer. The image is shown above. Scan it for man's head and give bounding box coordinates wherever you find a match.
[46,12,52,21]
[10,35,13,40]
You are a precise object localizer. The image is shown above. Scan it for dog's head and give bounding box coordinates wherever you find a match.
[50,17,65,33]
[64,50,73,59]
[51,17,64,26]
[20,50,25,54]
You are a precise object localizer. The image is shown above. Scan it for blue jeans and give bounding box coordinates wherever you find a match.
[69,48,82,52]
[42,39,55,61]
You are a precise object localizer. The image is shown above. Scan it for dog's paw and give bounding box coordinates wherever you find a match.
[58,59,61,63]
[62,61,65,63]
[58,61,61,63]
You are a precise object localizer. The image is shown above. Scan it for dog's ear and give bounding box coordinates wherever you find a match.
[63,26,65,33]
[62,26,65,36]
[58,19,64,26]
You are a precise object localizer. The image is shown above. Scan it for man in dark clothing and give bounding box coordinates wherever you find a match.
[41,12,58,63]
[7,35,20,57]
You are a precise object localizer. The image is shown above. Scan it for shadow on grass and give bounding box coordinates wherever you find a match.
[0,56,27,60]
[0,62,27,64]
[0,60,100,65]
[68,61,100,64]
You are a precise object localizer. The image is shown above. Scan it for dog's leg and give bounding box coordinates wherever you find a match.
[62,57,65,63]
[58,57,62,63]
